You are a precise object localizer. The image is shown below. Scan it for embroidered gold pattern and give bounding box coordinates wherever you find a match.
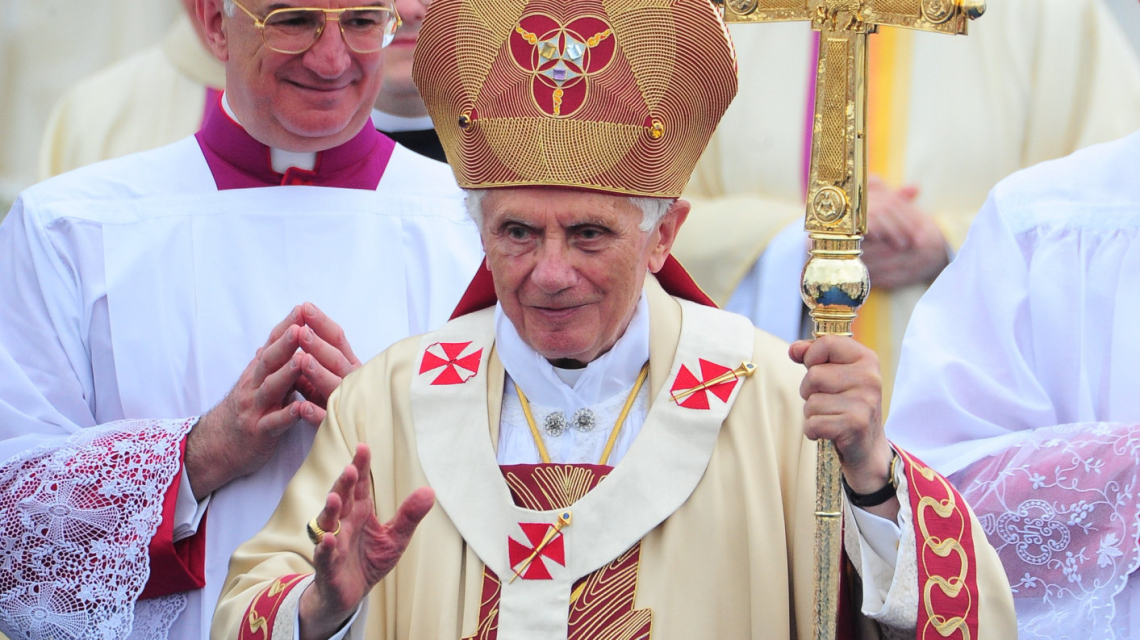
[516,25,539,44]
[505,464,604,510]
[568,546,652,640]
[267,576,290,597]
[586,28,612,47]
[900,449,974,640]
[239,573,310,640]
[412,0,738,197]
[246,607,267,635]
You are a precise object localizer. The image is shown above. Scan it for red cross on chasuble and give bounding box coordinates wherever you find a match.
[420,341,483,385]
[509,520,568,580]
[669,359,746,410]
[463,463,652,640]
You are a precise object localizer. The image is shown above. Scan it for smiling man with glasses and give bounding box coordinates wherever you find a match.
[0,0,482,638]
[208,0,398,153]
[227,0,401,54]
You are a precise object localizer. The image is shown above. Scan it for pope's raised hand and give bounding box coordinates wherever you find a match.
[299,444,434,640]
[789,336,898,517]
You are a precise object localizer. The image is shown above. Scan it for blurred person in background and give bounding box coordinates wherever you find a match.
[369,0,444,161]
[37,0,226,180]
[0,0,178,214]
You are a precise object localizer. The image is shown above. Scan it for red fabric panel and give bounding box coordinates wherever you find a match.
[449,255,716,321]
[897,446,980,640]
[836,550,858,640]
[139,435,207,599]
[238,574,310,640]
[654,255,717,308]
[450,259,496,320]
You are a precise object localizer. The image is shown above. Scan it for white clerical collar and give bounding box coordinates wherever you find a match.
[221,92,317,173]
[494,292,650,415]
[370,109,435,133]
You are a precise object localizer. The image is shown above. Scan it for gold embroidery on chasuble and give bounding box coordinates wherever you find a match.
[896,448,980,640]
[238,573,309,640]
[463,464,652,640]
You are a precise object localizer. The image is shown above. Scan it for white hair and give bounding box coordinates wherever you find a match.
[464,190,672,233]
[223,0,235,16]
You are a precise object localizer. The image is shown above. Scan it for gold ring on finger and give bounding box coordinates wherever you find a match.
[306,517,341,545]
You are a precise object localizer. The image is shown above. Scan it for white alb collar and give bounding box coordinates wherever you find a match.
[221,92,317,173]
[494,293,650,415]
[370,109,435,133]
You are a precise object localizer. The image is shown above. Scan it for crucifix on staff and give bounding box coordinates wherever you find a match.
[716,1,984,638]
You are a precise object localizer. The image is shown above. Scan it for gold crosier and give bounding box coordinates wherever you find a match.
[714,1,984,638]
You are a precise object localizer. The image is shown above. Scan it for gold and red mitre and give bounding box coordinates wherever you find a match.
[412,0,738,198]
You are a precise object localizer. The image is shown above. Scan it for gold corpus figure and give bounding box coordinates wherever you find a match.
[715,1,984,639]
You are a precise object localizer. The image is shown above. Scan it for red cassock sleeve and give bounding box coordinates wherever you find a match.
[139,435,208,599]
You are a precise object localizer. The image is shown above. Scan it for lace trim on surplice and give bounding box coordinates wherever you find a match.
[952,422,1140,639]
[0,418,194,640]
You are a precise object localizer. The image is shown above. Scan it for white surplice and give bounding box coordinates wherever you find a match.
[888,130,1140,639]
[0,131,483,639]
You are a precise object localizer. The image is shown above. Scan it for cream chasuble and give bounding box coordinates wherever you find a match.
[672,0,1140,404]
[214,278,1015,640]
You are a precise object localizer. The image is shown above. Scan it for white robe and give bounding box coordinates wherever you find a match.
[0,132,484,639]
[888,130,1140,639]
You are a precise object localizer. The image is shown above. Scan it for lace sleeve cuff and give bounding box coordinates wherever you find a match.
[139,430,208,599]
[0,418,196,638]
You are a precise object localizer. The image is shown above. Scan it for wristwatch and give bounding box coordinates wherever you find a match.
[841,449,899,508]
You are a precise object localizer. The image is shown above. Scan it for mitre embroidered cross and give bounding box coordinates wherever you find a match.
[419,342,483,386]
[510,15,616,117]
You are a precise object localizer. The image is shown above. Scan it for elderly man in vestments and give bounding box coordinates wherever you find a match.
[887,130,1140,638]
[671,0,1140,406]
[0,0,481,638]
[212,1,1015,638]
[39,0,445,177]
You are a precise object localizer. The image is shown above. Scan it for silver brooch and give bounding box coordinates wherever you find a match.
[571,408,596,432]
[543,412,568,437]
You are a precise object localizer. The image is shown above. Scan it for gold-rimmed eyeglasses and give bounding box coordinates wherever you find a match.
[229,0,402,54]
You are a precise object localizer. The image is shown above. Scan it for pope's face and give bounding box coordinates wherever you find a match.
[480,188,687,365]
[203,0,385,152]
